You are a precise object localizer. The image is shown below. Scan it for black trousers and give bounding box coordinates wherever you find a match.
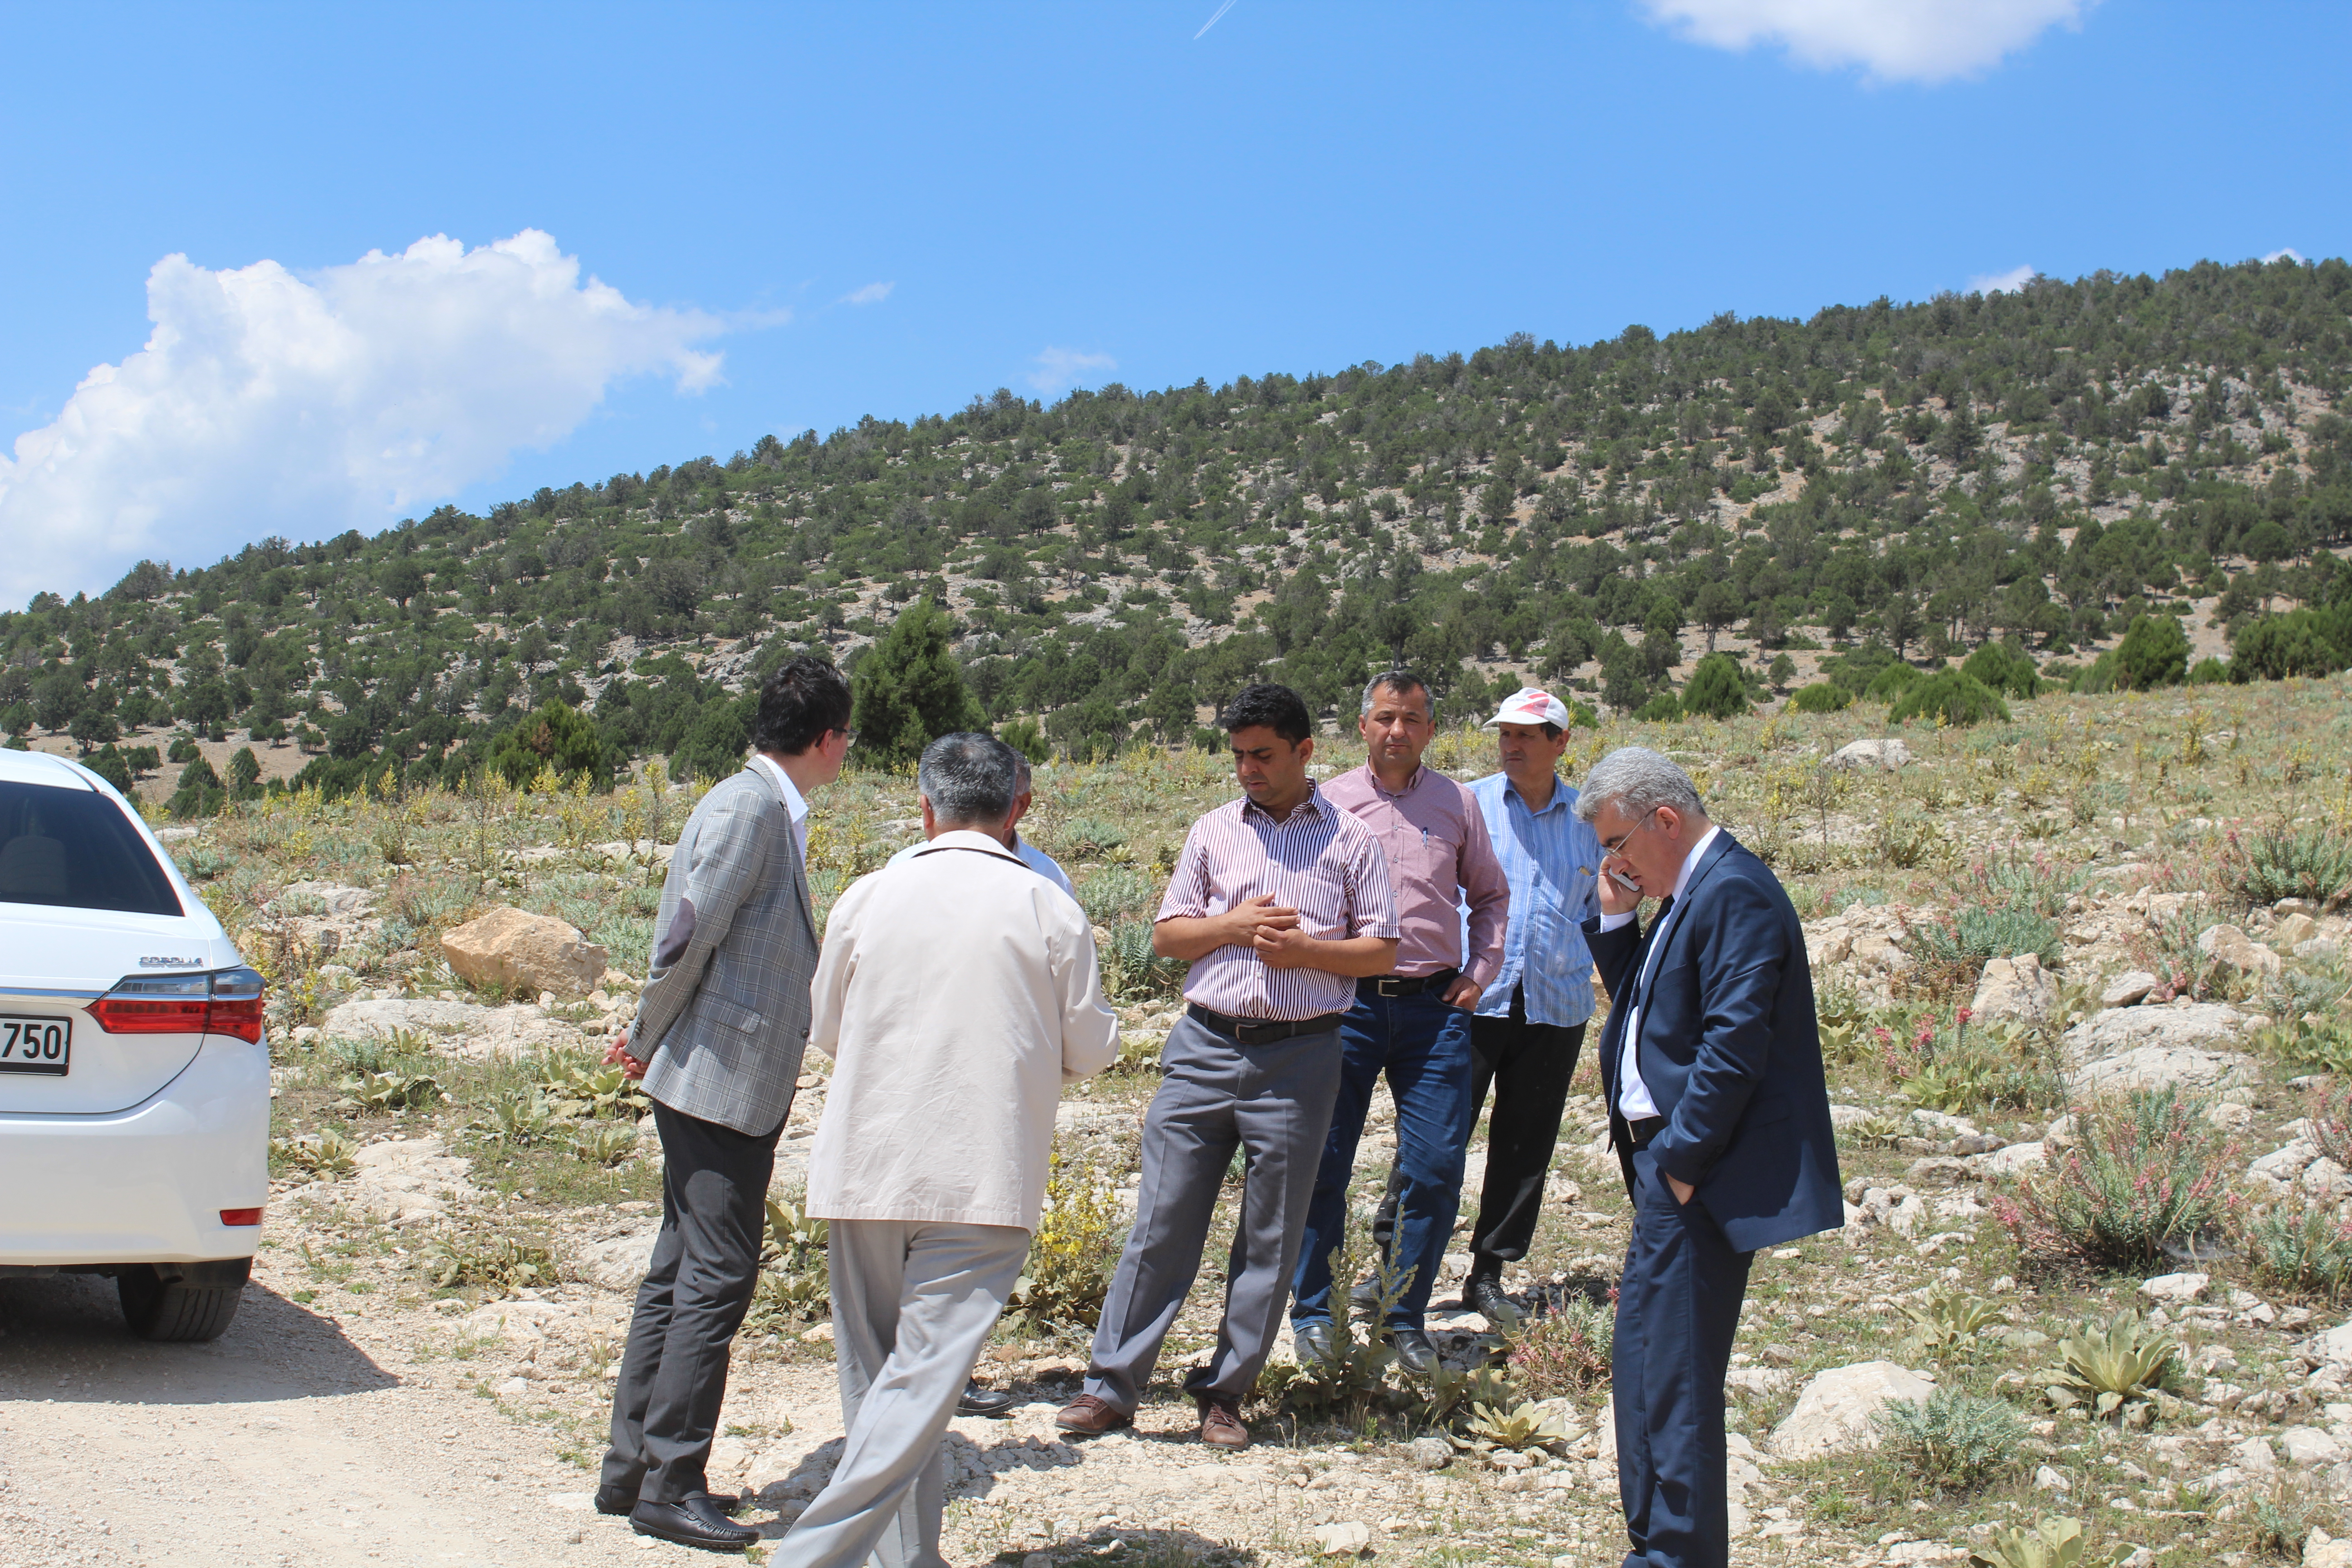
[1371,987,1585,1276]
[602,1099,781,1505]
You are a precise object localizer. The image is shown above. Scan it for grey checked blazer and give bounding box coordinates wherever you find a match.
[631,764,818,1137]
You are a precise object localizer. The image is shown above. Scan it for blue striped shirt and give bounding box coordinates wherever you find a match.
[1466,771,1603,1027]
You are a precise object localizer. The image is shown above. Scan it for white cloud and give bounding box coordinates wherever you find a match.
[0,230,725,605]
[841,281,895,305]
[2264,247,2306,265]
[1027,346,1118,396]
[1968,264,2037,295]
[1638,0,2093,83]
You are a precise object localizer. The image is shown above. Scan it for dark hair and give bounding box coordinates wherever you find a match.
[1360,670,1432,718]
[1218,683,1312,745]
[918,733,1019,824]
[752,654,853,756]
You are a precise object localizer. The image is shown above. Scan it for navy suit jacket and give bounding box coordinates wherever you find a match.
[1583,830,1843,1254]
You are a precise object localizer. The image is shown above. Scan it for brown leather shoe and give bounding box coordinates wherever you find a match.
[1196,1393,1250,1449]
[1056,1394,1131,1435]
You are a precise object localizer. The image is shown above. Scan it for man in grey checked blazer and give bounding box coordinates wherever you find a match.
[598,655,853,1553]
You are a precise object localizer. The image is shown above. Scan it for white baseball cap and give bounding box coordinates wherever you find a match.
[1482,686,1573,730]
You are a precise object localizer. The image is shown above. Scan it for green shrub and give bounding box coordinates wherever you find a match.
[1890,671,2011,727]
[1873,1388,2028,1489]
[1912,904,2061,967]
[1505,1295,1614,1396]
[1960,641,2043,698]
[2221,823,2352,908]
[1994,1087,2239,1271]
[2112,613,2189,689]
[1789,681,1851,713]
[2230,602,2352,682]
[2238,1204,2352,1301]
[1073,865,1153,925]
[2186,656,2230,685]
[86,744,135,793]
[1011,1149,1124,1333]
[1632,691,1683,723]
[1679,652,1751,720]
[1865,662,1920,701]
[167,734,202,763]
[1054,815,1128,859]
[168,755,225,818]
[1968,845,2088,918]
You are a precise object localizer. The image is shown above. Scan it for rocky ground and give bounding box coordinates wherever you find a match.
[7,679,2352,1567]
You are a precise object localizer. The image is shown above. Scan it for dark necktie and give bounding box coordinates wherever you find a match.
[1633,895,1676,1011]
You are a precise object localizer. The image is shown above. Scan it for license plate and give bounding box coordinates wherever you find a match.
[0,1014,70,1076]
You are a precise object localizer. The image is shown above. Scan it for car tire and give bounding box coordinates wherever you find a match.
[117,1258,251,1342]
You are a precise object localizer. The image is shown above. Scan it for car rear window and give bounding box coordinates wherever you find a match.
[0,779,184,917]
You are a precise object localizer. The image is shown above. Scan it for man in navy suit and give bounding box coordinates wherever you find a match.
[1576,747,1841,1568]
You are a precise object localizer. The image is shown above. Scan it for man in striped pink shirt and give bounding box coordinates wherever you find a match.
[1059,684,1398,1450]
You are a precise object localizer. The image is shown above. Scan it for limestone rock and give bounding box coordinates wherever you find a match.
[2301,938,2345,963]
[1851,935,1911,975]
[2198,924,2283,978]
[2073,1044,2257,1097]
[321,995,583,1060]
[1766,1361,1935,1460]
[1828,738,1911,773]
[2307,1528,2352,1568]
[1976,1141,2046,1176]
[2283,1426,2346,1467]
[2276,913,2321,949]
[2101,970,2160,1009]
[1970,954,2058,1026]
[340,1136,480,1225]
[2063,1001,2244,1062]
[1308,1521,1372,1556]
[1409,1436,1452,1470]
[442,906,610,999]
[2315,1317,2352,1367]
[2138,1273,2208,1305]
[458,1297,572,1344]
[568,1215,662,1292]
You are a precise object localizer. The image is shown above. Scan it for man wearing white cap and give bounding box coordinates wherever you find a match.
[1455,687,1604,1323]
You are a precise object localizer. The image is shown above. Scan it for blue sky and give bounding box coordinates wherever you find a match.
[2,1,2345,603]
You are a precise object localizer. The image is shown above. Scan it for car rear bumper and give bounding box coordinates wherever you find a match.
[0,1033,269,1267]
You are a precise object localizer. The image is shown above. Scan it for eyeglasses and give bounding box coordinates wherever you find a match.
[833,727,857,747]
[1597,806,1660,858]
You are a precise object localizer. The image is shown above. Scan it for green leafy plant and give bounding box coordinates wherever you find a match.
[1897,1287,2004,1364]
[1911,904,2062,970]
[2221,823,2352,909]
[1099,920,1183,1002]
[569,1122,639,1166]
[270,1125,359,1180]
[538,1056,651,1121]
[1008,1150,1122,1334]
[746,1195,833,1323]
[2236,1203,2352,1301]
[1873,1388,2028,1490]
[1425,1364,1517,1426]
[477,1086,557,1146]
[1504,1294,1614,1396]
[2043,1310,2180,1425]
[1890,670,2011,728]
[1993,1086,2239,1271]
[421,1231,555,1291]
[1969,1516,2085,1568]
[336,1068,442,1114]
[1073,866,1154,927]
[1462,1397,1576,1451]
[1054,816,1128,860]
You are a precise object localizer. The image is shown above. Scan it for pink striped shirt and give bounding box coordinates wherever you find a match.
[1156,786,1401,1021]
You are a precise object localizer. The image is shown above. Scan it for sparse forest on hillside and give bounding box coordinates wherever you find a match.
[5,255,2351,804]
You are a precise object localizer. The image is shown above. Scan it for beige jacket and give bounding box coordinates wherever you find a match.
[805,830,1119,1230]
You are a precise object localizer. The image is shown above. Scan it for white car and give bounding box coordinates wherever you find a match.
[0,747,270,1340]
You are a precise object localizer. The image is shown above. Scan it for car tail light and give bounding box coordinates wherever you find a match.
[220,1208,264,1226]
[90,966,269,1043]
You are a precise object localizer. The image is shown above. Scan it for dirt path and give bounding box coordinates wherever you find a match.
[0,1269,709,1568]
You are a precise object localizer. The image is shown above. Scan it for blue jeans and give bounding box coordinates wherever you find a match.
[1289,985,1475,1331]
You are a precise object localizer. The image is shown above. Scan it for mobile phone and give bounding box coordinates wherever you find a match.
[1607,867,1642,893]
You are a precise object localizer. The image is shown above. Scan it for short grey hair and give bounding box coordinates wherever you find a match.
[918,733,1019,825]
[1572,746,1705,825]
[1360,670,1433,718]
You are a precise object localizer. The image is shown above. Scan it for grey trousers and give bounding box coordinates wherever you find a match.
[777,1219,1030,1568]
[1082,1012,1345,1411]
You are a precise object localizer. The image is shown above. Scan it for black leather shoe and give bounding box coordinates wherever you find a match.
[1348,1277,1382,1323]
[1293,1319,1335,1363]
[1466,1274,1516,1328]
[957,1381,1018,1417]
[1388,1327,1437,1376]
[631,1493,759,1551]
[593,1485,635,1516]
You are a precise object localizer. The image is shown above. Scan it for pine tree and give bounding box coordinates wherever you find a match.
[850,598,986,768]
[1680,652,1752,720]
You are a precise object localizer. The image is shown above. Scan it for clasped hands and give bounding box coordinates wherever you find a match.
[1217,895,1479,1006]
[604,1029,649,1081]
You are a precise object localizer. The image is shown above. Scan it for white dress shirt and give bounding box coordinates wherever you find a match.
[749,751,809,865]
[1600,824,1720,1121]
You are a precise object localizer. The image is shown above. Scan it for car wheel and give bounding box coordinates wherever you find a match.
[117,1259,251,1342]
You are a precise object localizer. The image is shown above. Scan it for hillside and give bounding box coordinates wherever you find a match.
[4,254,2351,799]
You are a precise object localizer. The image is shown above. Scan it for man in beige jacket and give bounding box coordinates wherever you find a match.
[779,733,1119,1568]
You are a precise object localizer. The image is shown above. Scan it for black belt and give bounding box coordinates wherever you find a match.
[1186,1003,1346,1046]
[1626,1116,1666,1149]
[1361,969,1459,998]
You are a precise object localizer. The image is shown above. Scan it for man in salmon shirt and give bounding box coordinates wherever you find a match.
[1287,670,1509,1373]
